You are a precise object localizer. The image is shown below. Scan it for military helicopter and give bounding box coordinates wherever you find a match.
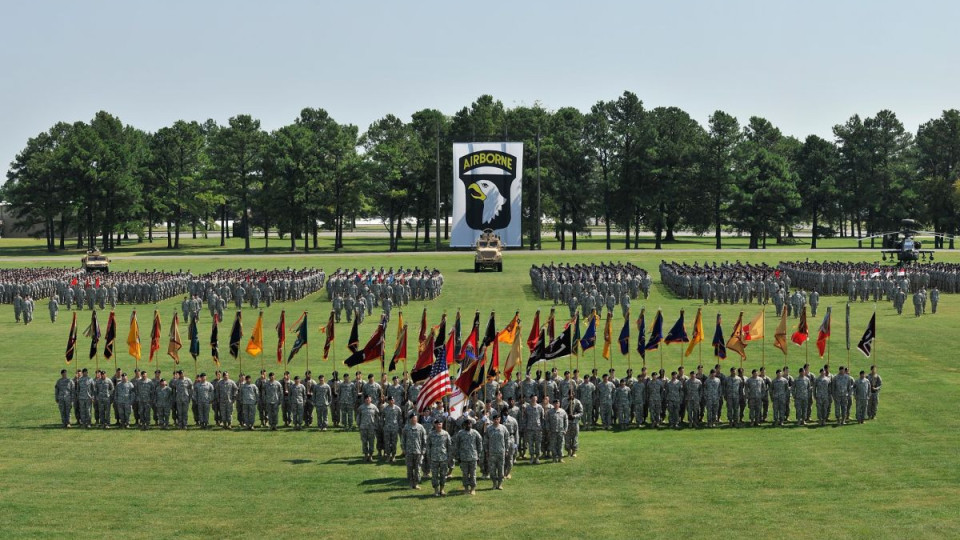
[857,219,954,265]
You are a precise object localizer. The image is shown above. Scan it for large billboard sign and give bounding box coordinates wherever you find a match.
[450,142,523,247]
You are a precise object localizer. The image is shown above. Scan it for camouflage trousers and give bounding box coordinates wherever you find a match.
[705,398,720,425]
[360,428,376,456]
[138,402,151,428]
[57,400,72,426]
[748,398,761,424]
[340,407,354,429]
[648,402,662,426]
[581,401,595,427]
[725,396,740,424]
[868,391,879,419]
[219,402,234,426]
[97,401,111,427]
[686,400,702,426]
[384,430,398,457]
[79,400,93,426]
[564,424,579,452]
[242,403,256,427]
[667,400,681,427]
[315,405,328,429]
[632,403,646,426]
[794,397,809,423]
[428,459,448,489]
[196,401,211,427]
[600,403,613,427]
[266,403,279,428]
[405,452,423,486]
[773,397,787,424]
[816,397,829,422]
[487,452,505,482]
[836,395,851,422]
[549,432,564,459]
[292,403,304,426]
[855,396,868,422]
[526,429,542,457]
[117,404,131,426]
[157,405,171,427]
[459,460,478,489]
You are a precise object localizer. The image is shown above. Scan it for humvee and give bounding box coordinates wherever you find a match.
[474,229,503,272]
[81,249,110,273]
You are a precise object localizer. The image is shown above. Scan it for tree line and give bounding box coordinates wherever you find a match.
[4,92,959,252]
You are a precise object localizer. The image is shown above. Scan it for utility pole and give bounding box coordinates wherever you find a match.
[436,119,441,251]
[536,124,542,250]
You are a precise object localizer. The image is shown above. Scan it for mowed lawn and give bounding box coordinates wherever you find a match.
[1,247,959,539]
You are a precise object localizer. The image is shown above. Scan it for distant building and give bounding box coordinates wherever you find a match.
[0,202,46,238]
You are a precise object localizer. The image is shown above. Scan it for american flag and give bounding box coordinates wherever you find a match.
[416,348,451,414]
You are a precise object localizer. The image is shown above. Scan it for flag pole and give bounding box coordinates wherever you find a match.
[305,311,310,374]
[761,306,766,367]
[874,304,878,367]
[260,310,265,372]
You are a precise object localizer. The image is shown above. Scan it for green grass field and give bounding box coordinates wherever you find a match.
[1,243,959,539]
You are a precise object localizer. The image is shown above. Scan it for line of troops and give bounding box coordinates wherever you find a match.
[529,262,652,320]
[659,261,790,305]
[778,261,943,317]
[561,362,881,429]
[326,267,444,324]
[0,267,82,303]
[53,366,577,496]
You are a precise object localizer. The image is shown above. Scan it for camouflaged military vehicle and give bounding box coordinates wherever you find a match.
[81,248,110,273]
[474,229,503,272]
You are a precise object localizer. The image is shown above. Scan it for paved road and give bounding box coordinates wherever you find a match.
[0,247,925,263]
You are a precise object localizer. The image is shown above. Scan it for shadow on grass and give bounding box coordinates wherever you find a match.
[283,459,313,465]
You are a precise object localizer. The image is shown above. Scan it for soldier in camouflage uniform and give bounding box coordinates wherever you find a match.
[115,373,134,428]
[194,373,215,429]
[313,374,331,431]
[218,372,239,429]
[563,391,583,457]
[426,417,453,496]
[704,370,721,427]
[262,372,282,430]
[854,370,871,423]
[240,375,260,430]
[382,396,403,461]
[155,379,173,428]
[771,370,789,426]
[289,376,306,430]
[452,417,484,495]
[867,365,882,420]
[357,395,380,462]
[135,371,155,430]
[484,412,510,489]
[546,399,569,462]
[400,412,428,488]
[522,396,545,464]
[55,369,75,428]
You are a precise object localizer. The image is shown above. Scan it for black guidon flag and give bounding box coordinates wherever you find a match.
[526,324,572,372]
[857,313,876,357]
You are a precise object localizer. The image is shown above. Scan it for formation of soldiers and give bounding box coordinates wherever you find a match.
[325,267,444,324]
[529,262,651,319]
[186,267,327,320]
[550,362,881,430]
[778,261,947,316]
[659,261,788,304]
[54,271,194,310]
[0,268,82,303]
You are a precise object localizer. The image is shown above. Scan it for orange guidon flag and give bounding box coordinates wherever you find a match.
[246,311,264,357]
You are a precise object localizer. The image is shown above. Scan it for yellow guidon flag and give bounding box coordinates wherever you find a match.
[246,311,264,357]
[773,305,789,356]
[743,310,764,342]
[168,312,183,364]
[601,312,613,360]
[497,311,520,345]
[127,310,142,362]
[685,308,703,357]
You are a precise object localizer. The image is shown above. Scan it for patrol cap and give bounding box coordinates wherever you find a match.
[407,410,417,418]
[433,417,443,424]
[82,368,88,373]
[463,417,473,425]
[490,411,499,418]
[155,370,161,374]
[200,372,206,377]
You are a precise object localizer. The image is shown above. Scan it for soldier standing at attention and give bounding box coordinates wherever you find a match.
[115,373,134,428]
[76,368,94,428]
[815,369,831,426]
[771,370,789,427]
[792,367,811,426]
[256,370,267,428]
[339,373,355,430]
[289,376,306,430]
[262,372,282,430]
[313,375,331,431]
[484,411,510,490]
[930,287,939,314]
[48,294,59,323]
[382,396,403,461]
[240,375,260,430]
[854,370,871,423]
[704,370,721,428]
[522,395,545,465]
[400,412,428,489]
[685,372,703,428]
[357,395,380,462]
[219,372,239,429]
[136,371,155,430]
[426,417,452,496]
[94,370,114,429]
[452,417,484,495]
[546,399,569,463]
[155,379,173,428]
[194,373,214,429]
[55,369,75,428]
[562,391,583,457]
[867,365,882,420]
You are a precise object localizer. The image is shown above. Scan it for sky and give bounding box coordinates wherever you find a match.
[1,0,958,180]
